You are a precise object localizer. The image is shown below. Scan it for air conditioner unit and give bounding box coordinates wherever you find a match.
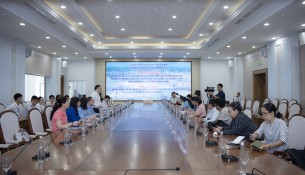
[300,32,305,45]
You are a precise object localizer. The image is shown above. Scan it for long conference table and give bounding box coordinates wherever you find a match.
[1,102,304,175]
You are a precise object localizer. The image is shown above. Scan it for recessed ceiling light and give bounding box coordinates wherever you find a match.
[133,53,136,55]
[193,42,196,44]
[90,34,94,37]
[252,46,256,49]
[121,28,125,31]
[208,56,211,59]
[161,41,164,44]
[272,37,277,40]
[45,36,50,39]
[134,56,137,58]
[168,28,172,31]
[209,22,214,26]
[37,46,41,49]
[223,5,229,9]
[216,52,220,54]
[64,57,67,59]
[264,23,269,26]
[130,41,134,44]
[83,57,87,59]
[183,56,186,58]
[53,52,57,55]
[109,56,112,59]
[172,15,177,19]
[242,36,247,39]
[159,56,162,58]
[115,16,120,19]
[75,52,78,55]
[238,52,242,55]
[302,1,305,4]
[60,5,66,9]
[301,24,305,27]
[227,57,230,59]
[19,22,25,26]
[62,45,66,48]
[160,53,163,55]
[199,33,203,37]
[105,53,108,55]
[78,22,83,25]
[227,45,230,48]
[98,42,102,44]
[187,53,190,55]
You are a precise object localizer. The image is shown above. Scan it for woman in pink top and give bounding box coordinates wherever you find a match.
[187,97,206,125]
[50,97,79,132]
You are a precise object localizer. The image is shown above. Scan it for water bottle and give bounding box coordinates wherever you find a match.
[92,117,97,130]
[64,127,71,147]
[218,132,224,154]
[38,136,45,163]
[239,141,245,173]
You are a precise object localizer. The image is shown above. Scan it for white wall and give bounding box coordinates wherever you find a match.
[267,33,300,101]
[0,34,26,106]
[45,57,62,98]
[26,49,52,76]
[200,59,238,103]
[241,50,268,100]
[64,59,96,97]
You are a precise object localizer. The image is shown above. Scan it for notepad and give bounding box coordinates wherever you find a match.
[251,140,264,149]
[230,136,245,145]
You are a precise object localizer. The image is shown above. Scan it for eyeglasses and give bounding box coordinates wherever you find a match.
[262,112,270,116]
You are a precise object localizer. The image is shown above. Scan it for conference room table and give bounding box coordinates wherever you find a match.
[0,102,304,175]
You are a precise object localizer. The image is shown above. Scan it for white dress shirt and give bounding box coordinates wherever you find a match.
[101,100,110,111]
[204,107,219,124]
[24,102,39,113]
[6,102,23,118]
[91,91,102,108]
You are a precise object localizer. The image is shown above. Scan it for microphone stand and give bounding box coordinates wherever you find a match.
[221,147,240,162]
[124,167,180,175]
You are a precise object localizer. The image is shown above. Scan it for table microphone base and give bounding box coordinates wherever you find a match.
[7,170,17,175]
[32,152,50,160]
[221,154,238,162]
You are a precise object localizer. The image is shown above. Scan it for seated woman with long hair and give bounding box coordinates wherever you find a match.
[78,97,96,122]
[50,97,79,132]
[66,97,81,122]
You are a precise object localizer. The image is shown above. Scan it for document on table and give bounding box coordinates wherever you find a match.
[230,136,245,144]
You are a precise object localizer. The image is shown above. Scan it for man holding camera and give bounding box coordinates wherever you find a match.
[209,83,225,100]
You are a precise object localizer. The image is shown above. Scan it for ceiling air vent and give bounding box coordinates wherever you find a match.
[23,2,56,24]
[234,2,265,25]
[207,38,220,47]
[73,37,87,47]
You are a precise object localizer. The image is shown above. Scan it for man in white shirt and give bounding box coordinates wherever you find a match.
[6,93,25,118]
[170,92,180,105]
[204,99,219,124]
[46,95,55,107]
[90,85,103,113]
[101,95,111,111]
[24,95,39,113]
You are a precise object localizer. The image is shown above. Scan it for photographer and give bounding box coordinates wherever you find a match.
[209,83,225,100]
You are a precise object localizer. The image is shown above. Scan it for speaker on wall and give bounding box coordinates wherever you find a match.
[261,47,267,58]
[300,32,305,45]
[194,90,201,97]
[228,60,233,68]
[25,47,32,58]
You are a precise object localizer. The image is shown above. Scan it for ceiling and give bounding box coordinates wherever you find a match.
[0,0,304,60]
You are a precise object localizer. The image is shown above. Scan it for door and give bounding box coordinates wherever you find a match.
[253,69,268,105]
[61,75,64,96]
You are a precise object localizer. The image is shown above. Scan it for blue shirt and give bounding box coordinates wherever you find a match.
[78,105,98,119]
[66,106,80,122]
[182,101,192,110]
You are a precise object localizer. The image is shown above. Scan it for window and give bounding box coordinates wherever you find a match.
[68,81,86,98]
[25,74,45,101]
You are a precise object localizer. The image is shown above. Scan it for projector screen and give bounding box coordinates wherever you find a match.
[105,61,191,100]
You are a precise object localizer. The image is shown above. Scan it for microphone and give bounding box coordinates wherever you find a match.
[124,167,180,175]
[246,168,266,175]
[12,138,32,162]
[32,129,64,160]
[221,147,239,162]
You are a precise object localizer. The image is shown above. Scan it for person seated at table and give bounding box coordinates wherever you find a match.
[170,92,180,105]
[204,99,219,124]
[37,96,45,111]
[180,96,193,110]
[24,95,39,114]
[250,103,288,153]
[66,97,81,122]
[78,97,97,121]
[209,98,231,127]
[187,97,206,126]
[213,102,257,139]
[46,95,55,107]
[50,97,79,132]
[101,95,112,111]
[6,93,26,118]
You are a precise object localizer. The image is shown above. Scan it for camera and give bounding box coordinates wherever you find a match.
[204,86,215,93]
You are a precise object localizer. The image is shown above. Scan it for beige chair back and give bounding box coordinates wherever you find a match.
[0,103,5,113]
[28,109,45,135]
[45,106,53,129]
[288,114,305,149]
[245,100,252,109]
[240,98,246,110]
[243,109,252,119]
[272,99,279,108]
[0,111,20,143]
[278,102,288,120]
[252,100,260,116]
[288,103,302,121]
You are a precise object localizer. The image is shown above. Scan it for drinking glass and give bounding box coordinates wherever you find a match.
[219,138,228,155]
[1,156,12,175]
[203,128,209,142]
[240,150,250,174]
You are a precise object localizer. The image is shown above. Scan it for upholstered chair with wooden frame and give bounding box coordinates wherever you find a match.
[243,109,252,119]
[288,103,302,121]
[278,102,288,121]
[28,109,49,136]
[252,100,260,116]
[240,98,246,110]
[245,99,252,110]
[42,106,53,132]
[280,99,288,104]
[0,103,5,113]
[272,99,279,109]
